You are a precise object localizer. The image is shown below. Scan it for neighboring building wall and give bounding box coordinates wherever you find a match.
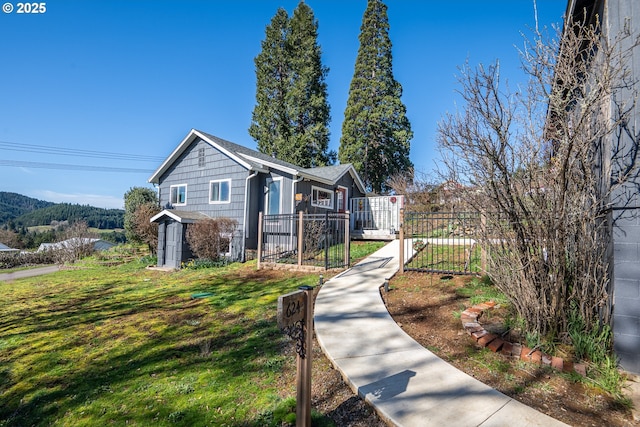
[607,0,640,374]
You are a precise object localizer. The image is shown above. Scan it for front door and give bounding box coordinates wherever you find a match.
[337,187,347,213]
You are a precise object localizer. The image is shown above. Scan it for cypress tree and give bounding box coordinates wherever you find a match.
[249,2,333,167]
[249,8,290,160]
[339,0,413,193]
[287,2,333,167]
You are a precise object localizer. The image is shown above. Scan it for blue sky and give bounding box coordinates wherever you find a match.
[0,0,565,209]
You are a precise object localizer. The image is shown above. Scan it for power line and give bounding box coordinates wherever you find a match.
[0,140,166,162]
[0,160,155,173]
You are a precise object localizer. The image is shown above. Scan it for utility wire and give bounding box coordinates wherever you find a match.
[0,160,155,173]
[0,140,166,162]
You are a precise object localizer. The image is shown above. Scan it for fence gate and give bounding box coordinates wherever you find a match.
[400,211,484,275]
[258,211,350,271]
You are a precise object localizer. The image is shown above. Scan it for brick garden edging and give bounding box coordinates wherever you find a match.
[461,301,587,377]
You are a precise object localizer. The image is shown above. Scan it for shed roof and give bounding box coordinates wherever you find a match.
[150,209,211,224]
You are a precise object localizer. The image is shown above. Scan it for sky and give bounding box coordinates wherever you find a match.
[0,0,567,210]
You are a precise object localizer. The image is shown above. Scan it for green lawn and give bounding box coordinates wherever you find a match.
[0,257,323,426]
[406,243,482,274]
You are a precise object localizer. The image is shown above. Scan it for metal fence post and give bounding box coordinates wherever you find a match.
[324,211,329,270]
[344,211,350,267]
[399,208,405,274]
[257,212,263,269]
[298,211,304,267]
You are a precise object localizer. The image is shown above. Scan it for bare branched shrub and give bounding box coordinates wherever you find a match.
[388,169,440,211]
[0,229,23,249]
[54,221,97,263]
[302,218,325,259]
[186,218,238,261]
[437,17,640,340]
[132,202,160,254]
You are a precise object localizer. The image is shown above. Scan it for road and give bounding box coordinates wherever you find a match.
[0,265,60,281]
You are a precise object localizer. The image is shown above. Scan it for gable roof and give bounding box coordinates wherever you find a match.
[0,242,18,252]
[150,209,211,224]
[148,129,366,193]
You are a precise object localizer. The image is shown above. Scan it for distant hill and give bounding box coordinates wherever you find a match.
[0,192,55,224]
[0,192,124,229]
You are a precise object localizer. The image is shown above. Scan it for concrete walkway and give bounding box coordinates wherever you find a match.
[314,240,568,427]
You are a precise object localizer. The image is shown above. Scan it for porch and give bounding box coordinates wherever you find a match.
[350,195,404,241]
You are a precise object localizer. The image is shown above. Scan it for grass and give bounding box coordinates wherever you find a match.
[455,275,509,306]
[406,243,482,274]
[0,256,326,426]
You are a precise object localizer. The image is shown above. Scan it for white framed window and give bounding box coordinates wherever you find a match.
[265,178,282,215]
[170,184,187,206]
[311,186,334,209]
[209,179,231,204]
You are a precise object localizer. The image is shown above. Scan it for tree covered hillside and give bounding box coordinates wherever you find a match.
[0,192,124,229]
[0,192,55,224]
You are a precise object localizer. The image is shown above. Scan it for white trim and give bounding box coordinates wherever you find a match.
[209,179,232,204]
[337,185,348,212]
[311,185,334,209]
[238,153,299,176]
[291,175,304,215]
[265,177,283,215]
[169,183,187,206]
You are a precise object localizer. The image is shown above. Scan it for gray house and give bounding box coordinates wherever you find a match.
[148,129,366,268]
[565,0,640,374]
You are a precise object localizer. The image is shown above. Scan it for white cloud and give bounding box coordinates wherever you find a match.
[33,190,124,210]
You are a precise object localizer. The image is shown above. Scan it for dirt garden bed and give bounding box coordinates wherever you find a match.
[381,272,636,427]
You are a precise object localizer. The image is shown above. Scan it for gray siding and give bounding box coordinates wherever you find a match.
[608,0,640,374]
[158,138,250,229]
[294,172,364,214]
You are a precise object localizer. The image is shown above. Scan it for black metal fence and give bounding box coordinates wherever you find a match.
[401,211,483,275]
[258,212,350,270]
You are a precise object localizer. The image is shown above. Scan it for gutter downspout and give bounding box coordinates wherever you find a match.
[290,175,304,259]
[291,175,304,214]
[242,171,258,262]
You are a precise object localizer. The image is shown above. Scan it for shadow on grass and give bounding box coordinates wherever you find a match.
[0,266,312,426]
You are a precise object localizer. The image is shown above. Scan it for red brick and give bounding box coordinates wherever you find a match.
[461,311,478,321]
[471,329,488,340]
[500,341,513,356]
[478,333,498,347]
[530,350,542,364]
[510,343,522,358]
[520,346,533,361]
[551,356,564,371]
[541,353,552,366]
[484,300,497,308]
[563,360,574,373]
[460,312,478,323]
[574,363,587,377]
[487,338,504,352]
[475,302,493,311]
[467,307,483,315]
[463,323,484,335]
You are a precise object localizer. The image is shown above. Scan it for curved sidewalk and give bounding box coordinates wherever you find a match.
[314,240,568,427]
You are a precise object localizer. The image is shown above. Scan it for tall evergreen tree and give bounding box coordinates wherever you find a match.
[287,2,333,167]
[249,8,290,160]
[249,2,333,167]
[339,0,413,193]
